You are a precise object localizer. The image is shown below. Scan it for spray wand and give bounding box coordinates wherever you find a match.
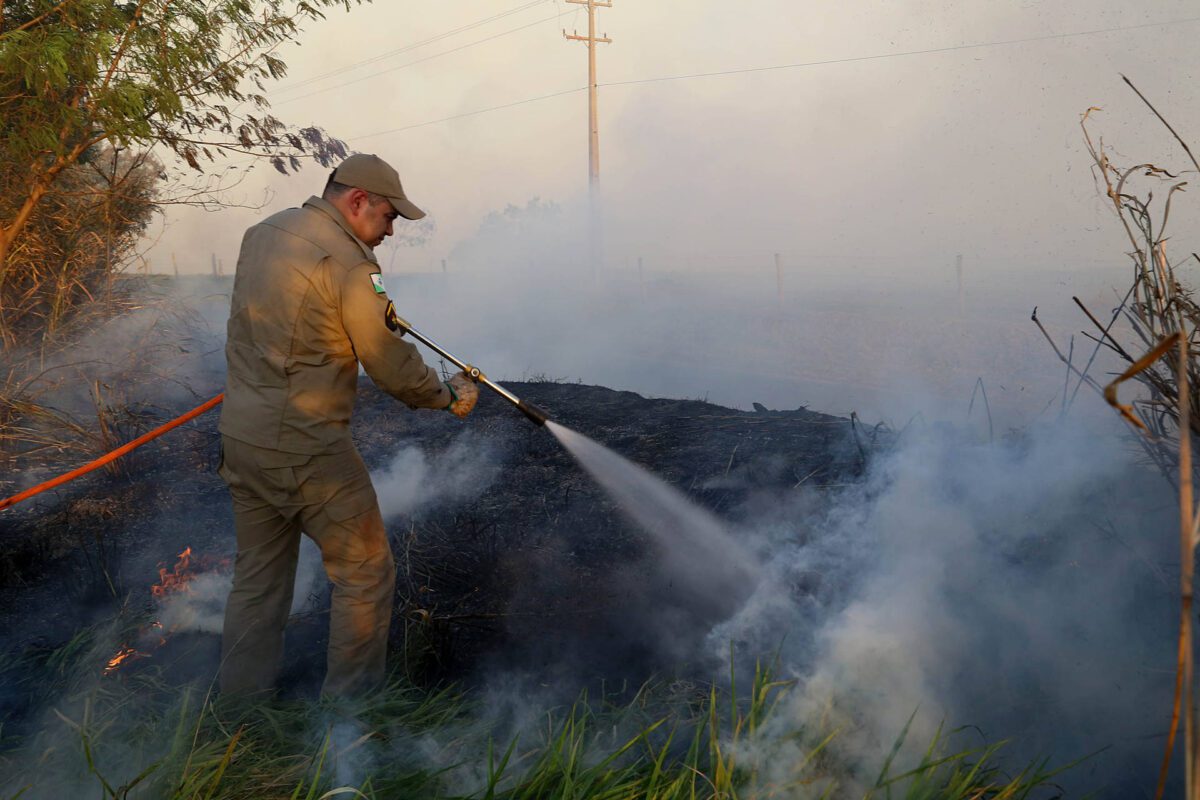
[385,302,550,427]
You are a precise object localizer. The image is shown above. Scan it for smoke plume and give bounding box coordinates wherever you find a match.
[707,418,1175,794]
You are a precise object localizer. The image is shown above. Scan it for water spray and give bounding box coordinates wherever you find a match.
[383,304,754,599]
[384,303,550,427]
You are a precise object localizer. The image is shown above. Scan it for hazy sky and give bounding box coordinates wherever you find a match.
[146,0,1200,278]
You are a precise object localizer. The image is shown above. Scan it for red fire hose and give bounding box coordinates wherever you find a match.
[0,393,224,512]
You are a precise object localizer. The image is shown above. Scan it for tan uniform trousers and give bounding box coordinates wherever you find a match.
[218,435,395,698]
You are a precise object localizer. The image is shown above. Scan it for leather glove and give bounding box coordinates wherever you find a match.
[445,371,479,418]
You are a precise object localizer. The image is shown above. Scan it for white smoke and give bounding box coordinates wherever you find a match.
[156,571,230,633]
[707,418,1175,793]
[152,435,501,635]
[371,435,501,520]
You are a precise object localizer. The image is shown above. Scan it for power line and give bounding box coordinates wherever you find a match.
[345,14,1200,142]
[350,87,587,142]
[600,15,1200,88]
[274,13,564,107]
[274,0,554,96]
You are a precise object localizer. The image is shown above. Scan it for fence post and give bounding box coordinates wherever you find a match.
[775,252,783,305]
[956,254,964,317]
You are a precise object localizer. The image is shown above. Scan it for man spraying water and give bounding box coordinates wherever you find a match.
[217,154,478,698]
[216,154,755,698]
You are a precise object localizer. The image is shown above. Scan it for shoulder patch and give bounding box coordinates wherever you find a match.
[369,272,386,294]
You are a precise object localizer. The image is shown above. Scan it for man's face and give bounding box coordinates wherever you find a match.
[345,190,399,249]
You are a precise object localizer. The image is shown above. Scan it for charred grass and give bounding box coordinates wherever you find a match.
[0,273,1085,797]
[0,370,1075,798]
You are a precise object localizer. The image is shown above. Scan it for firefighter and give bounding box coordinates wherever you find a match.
[216,153,477,697]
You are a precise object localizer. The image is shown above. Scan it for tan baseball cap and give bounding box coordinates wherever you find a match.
[331,153,426,220]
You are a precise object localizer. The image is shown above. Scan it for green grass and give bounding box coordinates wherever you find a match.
[0,634,1073,799]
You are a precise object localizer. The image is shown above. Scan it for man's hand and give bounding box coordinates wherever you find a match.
[445,372,479,418]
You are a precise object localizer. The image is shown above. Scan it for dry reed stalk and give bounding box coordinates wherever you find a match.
[1028,307,1144,470]
[1104,331,1192,800]
[1040,80,1200,488]
[1030,307,1104,394]
[966,377,993,442]
[1063,81,1200,799]
[1179,333,1195,800]
[1104,334,1181,433]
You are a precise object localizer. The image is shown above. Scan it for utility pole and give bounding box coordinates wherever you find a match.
[564,0,611,188]
[565,1,611,285]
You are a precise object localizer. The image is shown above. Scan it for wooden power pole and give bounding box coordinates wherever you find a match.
[564,0,611,187]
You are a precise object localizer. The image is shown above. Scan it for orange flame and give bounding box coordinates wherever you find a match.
[103,646,140,676]
[151,547,194,598]
[104,546,229,677]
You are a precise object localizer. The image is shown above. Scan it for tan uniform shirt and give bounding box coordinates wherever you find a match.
[219,196,451,454]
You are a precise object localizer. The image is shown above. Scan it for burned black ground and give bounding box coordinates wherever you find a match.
[0,378,865,709]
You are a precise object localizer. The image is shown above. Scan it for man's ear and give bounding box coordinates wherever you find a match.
[347,188,369,215]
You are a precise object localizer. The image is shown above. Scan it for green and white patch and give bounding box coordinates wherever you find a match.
[369,272,386,294]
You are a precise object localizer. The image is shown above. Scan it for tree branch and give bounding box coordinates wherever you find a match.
[0,0,74,37]
[99,0,149,95]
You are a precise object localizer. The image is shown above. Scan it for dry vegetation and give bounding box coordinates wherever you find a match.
[0,143,166,485]
[0,276,224,499]
[0,146,160,349]
[1035,77,1200,799]
[1038,83,1200,472]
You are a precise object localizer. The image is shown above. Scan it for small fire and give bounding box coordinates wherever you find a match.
[103,646,140,676]
[152,547,194,598]
[103,546,229,677]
